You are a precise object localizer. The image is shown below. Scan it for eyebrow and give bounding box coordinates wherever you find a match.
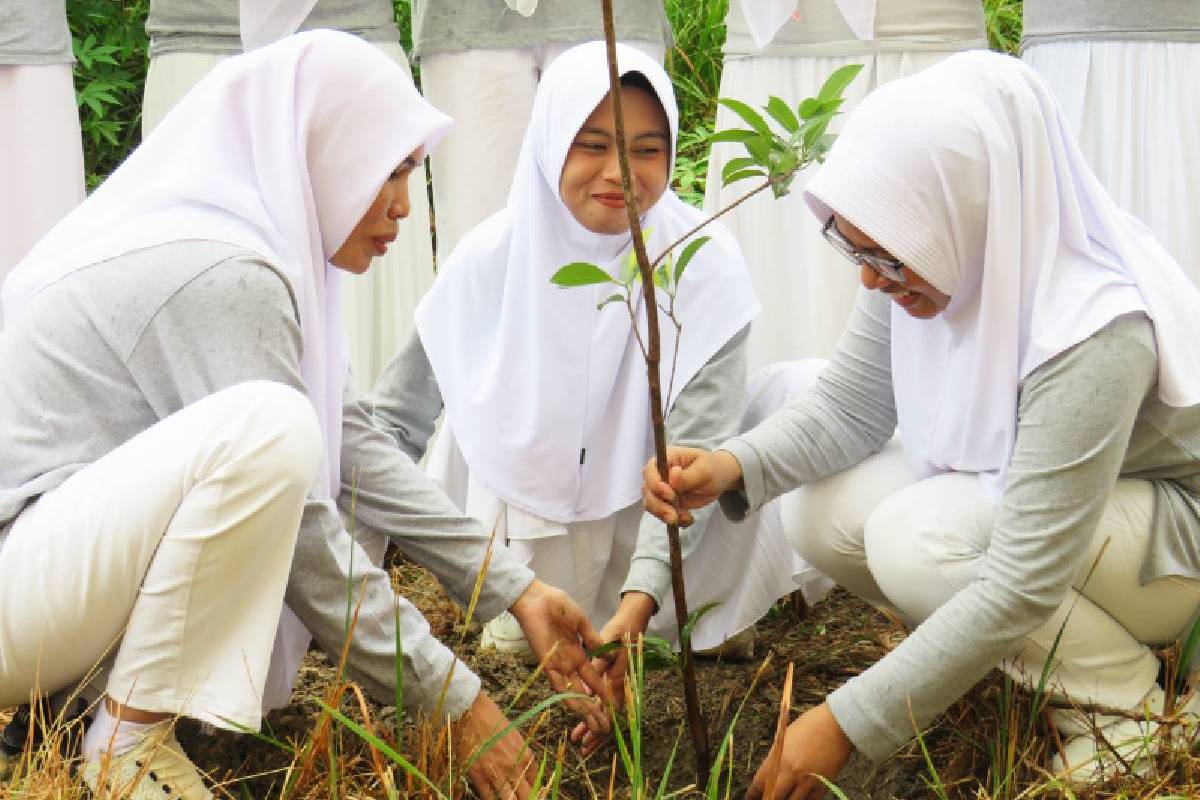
[575,127,670,141]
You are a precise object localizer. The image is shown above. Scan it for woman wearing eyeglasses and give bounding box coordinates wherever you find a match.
[644,51,1200,797]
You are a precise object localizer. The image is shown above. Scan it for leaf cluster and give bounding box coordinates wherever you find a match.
[712,63,863,198]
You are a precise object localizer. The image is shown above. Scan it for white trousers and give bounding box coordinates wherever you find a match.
[420,41,665,261]
[782,446,1200,708]
[1023,41,1200,287]
[0,63,85,331]
[143,45,437,391]
[0,382,321,730]
[704,50,964,370]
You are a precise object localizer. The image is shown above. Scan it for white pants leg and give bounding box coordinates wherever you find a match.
[0,63,85,329]
[784,447,1200,709]
[420,41,665,261]
[0,381,322,730]
[144,49,437,391]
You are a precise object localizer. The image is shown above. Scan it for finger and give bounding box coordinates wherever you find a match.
[679,509,695,527]
[570,720,588,744]
[746,762,767,800]
[642,489,678,525]
[581,729,610,757]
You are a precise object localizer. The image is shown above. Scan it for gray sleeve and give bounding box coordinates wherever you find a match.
[126,257,487,720]
[718,289,897,520]
[369,330,443,464]
[621,326,750,606]
[827,314,1157,761]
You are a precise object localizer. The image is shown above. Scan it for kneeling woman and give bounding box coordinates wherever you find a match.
[645,51,1200,794]
[0,32,597,800]
[372,41,767,740]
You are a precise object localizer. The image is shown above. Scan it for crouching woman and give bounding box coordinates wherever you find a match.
[644,51,1200,795]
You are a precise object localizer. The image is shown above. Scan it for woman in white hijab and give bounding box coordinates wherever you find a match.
[0,31,604,800]
[373,40,796,747]
[645,50,1200,794]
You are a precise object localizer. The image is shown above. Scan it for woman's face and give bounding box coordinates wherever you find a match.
[331,148,421,274]
[834,214,951,319]
[558,85,671,235]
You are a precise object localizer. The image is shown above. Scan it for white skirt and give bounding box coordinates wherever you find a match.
[705,49,969,371]
[0,63,85,330]
[425,361,835,650]
[1023,40,1200,287]
[143,44,436,391]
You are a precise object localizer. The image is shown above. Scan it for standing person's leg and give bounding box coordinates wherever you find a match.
[0,63,84,330]
[420,48,540,262]
[1023,41,1200,285]
[0,381,320,792]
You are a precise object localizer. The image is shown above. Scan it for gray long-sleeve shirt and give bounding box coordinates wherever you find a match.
[370,324,748,611]
[0,240,536,719]
[1022,0,1200,50]
[720,288,1200,761]
[0,0,72,64]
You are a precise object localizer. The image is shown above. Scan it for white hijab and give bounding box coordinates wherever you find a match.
[3,30,452,499]
[740,0,876,48]
[803,50,1200,494]
[416,42,759,523]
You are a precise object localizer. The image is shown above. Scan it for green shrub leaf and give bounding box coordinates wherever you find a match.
[765,95,800,134]
[717,97,772,137]
[817,62,864,104]
[550,262,617,287]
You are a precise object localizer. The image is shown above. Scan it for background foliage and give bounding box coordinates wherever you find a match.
[65,1,1023,192]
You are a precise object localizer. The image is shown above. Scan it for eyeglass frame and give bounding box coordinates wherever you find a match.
[821,215,907,284]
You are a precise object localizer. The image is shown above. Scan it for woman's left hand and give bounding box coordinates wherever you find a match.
[568,591,656,755]
[509,579,612,736]
[746,703,853,800]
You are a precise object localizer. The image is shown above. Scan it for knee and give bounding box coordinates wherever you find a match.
[780,477,869,575]
[227,381,324,490]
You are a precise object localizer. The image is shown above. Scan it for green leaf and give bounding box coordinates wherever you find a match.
[673,235,711,285]
[550,261,616,287]
[798,97,821,120]
[817,62,865,104]
[721,168,766,187]
[652,264,668,289]
[717,97,773,137]
[597,292,625,311]
[708,128,760,146]
[765,95,800,134]
[744,135,771,165]
[720,157,758,183]
[681,600,722,648]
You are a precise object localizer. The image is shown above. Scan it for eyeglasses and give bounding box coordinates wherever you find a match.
[822,215,906,284]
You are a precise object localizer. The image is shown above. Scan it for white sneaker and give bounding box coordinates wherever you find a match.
[82,721,213,800]
[480,611,537,665]
[1050,686,1200,787]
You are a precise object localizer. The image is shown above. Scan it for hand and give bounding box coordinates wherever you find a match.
[746,703,853,800]
[509,579,612,737]
[643,447,744,527]
[453,691,536,800]
[569,591,656,755]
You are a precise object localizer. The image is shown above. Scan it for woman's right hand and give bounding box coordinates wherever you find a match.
[642,446,744,526]
[453,691,537,800]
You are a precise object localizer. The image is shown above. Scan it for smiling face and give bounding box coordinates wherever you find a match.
[833,214,951,319]
[558,83,671,235]
[330,148,421,274]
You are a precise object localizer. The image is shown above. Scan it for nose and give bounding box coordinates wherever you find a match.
[859,262,894,291]
[389,187,410,221]
[601,146,622,184]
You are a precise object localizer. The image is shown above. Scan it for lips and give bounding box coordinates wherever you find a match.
[889,291,920,309]
[593,193,628,209]
[371,234,396,255]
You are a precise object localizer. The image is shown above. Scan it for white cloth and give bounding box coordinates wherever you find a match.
[0,63,84,331]
[419,41,665,261]
[784,445,1200,708]
[0,382,321,729]
[1023,40,1200,288]
[802,50,1200,494]
[739,0,875,47]
[416,41,759,524]
[239,0,319,51]
[5,30,452,499]
[427,359,833,648]
[704,49,963,369]
[142,44,439,392]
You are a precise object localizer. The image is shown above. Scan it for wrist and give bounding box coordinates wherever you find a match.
[615,591,656,629]
[714,449,745,492]
[507,578,545,621]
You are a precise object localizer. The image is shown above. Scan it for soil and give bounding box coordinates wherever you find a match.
[172,553,940,799]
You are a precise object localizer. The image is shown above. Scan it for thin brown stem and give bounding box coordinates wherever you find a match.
[649,174,786,270]
[601,0,710,786]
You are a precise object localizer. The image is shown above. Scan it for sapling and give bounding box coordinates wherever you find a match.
[550,0,862,785]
